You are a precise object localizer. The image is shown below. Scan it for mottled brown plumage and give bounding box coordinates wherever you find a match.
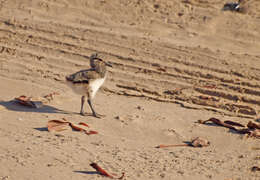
[66,53,112,118]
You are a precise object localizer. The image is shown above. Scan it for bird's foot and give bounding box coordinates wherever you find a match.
[93,113,105,118]
[80,111,86,116]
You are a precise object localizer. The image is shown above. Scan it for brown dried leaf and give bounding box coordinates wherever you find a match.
[251,166,260,172]
[224,120,245,127]
[247,121,260,129]
[47,119,98,135]
[47,120,70,132]
[191,137,210,147]
[198,118,237,130]
[248,129,260,138]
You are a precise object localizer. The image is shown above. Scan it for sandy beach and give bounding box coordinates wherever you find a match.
[0,0,260,179]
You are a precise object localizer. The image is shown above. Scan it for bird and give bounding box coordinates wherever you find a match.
[66,53,112,118]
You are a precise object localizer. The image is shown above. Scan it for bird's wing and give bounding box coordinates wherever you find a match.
[66,69,101,84]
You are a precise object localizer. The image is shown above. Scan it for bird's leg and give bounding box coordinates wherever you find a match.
[80,96,85,116]
[87,99,105,118]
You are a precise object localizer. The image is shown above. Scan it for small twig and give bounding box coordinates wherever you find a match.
[156,137,210,148]
[156,144,189,148]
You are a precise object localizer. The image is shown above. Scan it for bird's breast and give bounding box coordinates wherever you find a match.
[89,77,106,98]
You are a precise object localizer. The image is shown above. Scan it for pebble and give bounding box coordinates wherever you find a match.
[17,117,23,121]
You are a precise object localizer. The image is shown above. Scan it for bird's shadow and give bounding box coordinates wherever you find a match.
[0,100,70,114]
[34,127,48,132]
[74,171,99,175]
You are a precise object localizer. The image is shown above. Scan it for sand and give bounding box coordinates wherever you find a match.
[0,0,260,179]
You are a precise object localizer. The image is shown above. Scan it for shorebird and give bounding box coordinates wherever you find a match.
[66,53,112,118]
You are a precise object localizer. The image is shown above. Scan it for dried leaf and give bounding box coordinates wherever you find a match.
[86,130,98,135]
[15,95,43,108]
[198,118,237,130]
[247,121,260,129]
[251,166,260,172]
[47,119,97,135]
[90,163,125,179]
[78,122,89,127]
[198,118,260,138]
[224,120,245,127]
[47,120,70,132]
[69,123,85,132]
[191,137,210,147]
[90,163,114,178]
[247,129,260,138]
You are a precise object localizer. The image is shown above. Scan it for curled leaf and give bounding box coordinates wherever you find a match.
[47,119,97,135]
[198,118,237,130]
[247,121,260,129]
[191,137,210,147]
[224,120,245,127]
[47,120,69,132]
[78,122,89,127]
[15,95,43,108]
[90,163,125,179]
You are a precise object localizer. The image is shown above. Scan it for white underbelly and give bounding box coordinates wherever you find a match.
[66,76,106,98]
[89,77,106,99]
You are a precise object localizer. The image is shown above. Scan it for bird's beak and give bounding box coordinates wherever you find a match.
[105,62,113,67]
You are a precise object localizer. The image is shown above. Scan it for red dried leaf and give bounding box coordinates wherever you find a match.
[78,122,89,127]
[69,123,84,132]
[15,95,42,108]
[90,163,114,178]
[90,163,124,179]
[86,130,98,135]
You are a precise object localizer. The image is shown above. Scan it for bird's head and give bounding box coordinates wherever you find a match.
[90,53,112,68]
